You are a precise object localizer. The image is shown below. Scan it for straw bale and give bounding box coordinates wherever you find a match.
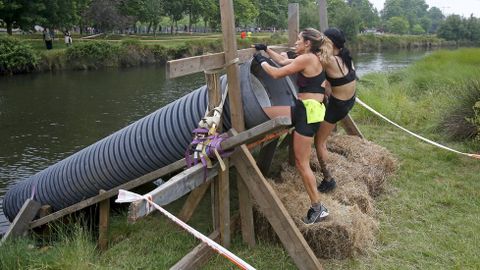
[253,134,397,259]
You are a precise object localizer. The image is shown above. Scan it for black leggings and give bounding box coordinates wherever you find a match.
[324,94,356,124]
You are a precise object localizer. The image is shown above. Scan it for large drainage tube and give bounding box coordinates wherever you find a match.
[3,59,297,221]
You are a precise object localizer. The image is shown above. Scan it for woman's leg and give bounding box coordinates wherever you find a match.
[293,131,319,204]
[314,121,337,191]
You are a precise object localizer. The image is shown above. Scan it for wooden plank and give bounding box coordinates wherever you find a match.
[217,159,230,247]
[236,175,256,247]
[232,145,323,270]
[288,3,300,47]
[221,117,291,150]
[178,182,210,222]
[339,114,364,138]
[1,199,41,244]
[128,163,222,222]
[256,138,279,176]
[30,158,186,229]
[166,46,289,79]
[317,0,329,32]
[98,190,110,251]
[170,231,220,270]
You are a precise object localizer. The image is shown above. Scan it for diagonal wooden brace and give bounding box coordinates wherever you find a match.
[231,144,323,270]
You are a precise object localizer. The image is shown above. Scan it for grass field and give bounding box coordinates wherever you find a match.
[1,49,479,270]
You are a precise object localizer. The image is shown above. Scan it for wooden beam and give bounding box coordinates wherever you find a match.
[232,145,323,270]
[29,158,186,229]
[128,163,222,222]
[217,159,230,247]
[236,175,256,247]
[288,3,300,47]
[178,182,210,222]
[166,46,288,79]
[339,114,364,138]
[170,231,220,270]
[220,117,291,150]
[1,199,41,244]
[317,0,329,32]
[98,190,110,251]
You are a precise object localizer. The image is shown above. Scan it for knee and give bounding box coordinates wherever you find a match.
[295,158,309,174]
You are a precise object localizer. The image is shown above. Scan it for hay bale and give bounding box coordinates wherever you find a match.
[253,134,396,259]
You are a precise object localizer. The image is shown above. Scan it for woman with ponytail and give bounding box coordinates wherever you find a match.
[252,28,332,224]
[315,28,357,193]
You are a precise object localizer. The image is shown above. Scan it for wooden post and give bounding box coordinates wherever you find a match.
[98,190,110,251]
[317,0,329,32]
[1,199,41,245]
[339,114,364,138]
[288,3,300,48]
[256,139,279,176]
[287,3,299,167]
[220,0,254,247]
[178,182,210,222]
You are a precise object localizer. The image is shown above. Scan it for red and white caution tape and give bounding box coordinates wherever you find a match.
[115,189,256,270]
[356,97,480,160]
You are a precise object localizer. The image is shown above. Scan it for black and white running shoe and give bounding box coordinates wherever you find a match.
[303,204,329,225]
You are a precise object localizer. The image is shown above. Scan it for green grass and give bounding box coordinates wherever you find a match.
[1,49,480,270]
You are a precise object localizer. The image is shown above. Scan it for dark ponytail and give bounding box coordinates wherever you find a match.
[324,28,354,72]
[339,47,353,72]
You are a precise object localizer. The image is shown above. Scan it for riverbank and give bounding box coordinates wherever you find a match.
[1,33,466,75]
[1,49,479,269]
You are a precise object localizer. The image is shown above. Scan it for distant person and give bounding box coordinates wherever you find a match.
[315,28,357,193]
[240,31,246,39]
[64,30,72,46]
[43,28,53,50]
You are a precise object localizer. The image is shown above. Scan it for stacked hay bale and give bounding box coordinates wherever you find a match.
[254,134,398,259]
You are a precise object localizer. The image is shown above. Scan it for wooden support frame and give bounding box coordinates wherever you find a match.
[29,159,186,229]
[232,144,322,270]
[288,3,300,47]
[339,114,364,138]
[128,117,291,222]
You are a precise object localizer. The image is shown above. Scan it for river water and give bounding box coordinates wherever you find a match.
[0,49,430,233]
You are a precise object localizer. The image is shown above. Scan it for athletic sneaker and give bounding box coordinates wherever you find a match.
[317,178,336,193]
[303,204,329,225]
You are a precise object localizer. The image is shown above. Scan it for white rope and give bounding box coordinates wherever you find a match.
[115,190,256,270]
[356,97,480,160]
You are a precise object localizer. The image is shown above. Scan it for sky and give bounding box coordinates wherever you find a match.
[369,0,480,18]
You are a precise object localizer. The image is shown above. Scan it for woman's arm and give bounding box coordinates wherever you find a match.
[260,54,308,79]
[265,48,293,66]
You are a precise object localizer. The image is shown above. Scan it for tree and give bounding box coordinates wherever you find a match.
[164,0,184,34]
[0,1,46,34]
[141,0,164,34]
[87,0,133,32]
[234,0,259,27]
[411,24,425,34]
[257,0,288,29]
[387,16,409,34]
[348,0,380,30]
[437,15,467,41]
[41,0,79,30]
[466,15,480,42]
[299,1,319,29]
[427,6,443,33]
[382,0,429,33]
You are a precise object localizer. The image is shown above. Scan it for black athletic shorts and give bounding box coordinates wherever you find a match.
[291,99,320,137]
[324,94,356,124]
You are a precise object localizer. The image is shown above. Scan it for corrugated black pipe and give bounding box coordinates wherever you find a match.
[3,59,297,221]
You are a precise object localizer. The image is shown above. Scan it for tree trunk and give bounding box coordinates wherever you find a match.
[147,22,152,34]
[188,12,192,32]
[6,21,13,35]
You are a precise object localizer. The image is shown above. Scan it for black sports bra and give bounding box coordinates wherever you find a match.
[326,57,356,87]
[296,71,326,94]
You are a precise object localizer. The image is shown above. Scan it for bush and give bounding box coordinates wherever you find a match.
[0,36,39,75]
[440,80,480,141]
[66,41,120,69]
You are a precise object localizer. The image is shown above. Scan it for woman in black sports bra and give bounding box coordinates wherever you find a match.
[315,28,357,193]
[252,28,333,224]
